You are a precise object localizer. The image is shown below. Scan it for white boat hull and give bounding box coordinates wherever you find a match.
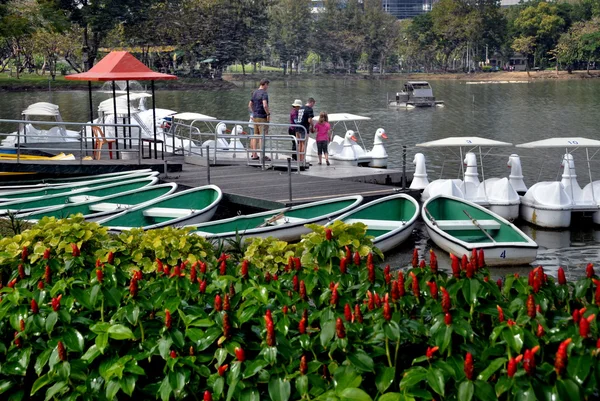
[367,157,388,168]
[520,203,572,228]
[488,203,519,222]
[374,221,416,253]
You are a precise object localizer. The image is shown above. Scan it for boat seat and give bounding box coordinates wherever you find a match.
[267,216,306,226]
[69,195,102,203]
[88,202,132,212]
[143,207,195,218]
[436,219,501,231]
[344,218,401,230]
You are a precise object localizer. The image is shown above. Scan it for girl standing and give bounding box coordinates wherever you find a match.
[314,111,331,166]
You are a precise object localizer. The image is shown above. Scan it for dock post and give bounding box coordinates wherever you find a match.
[206,145,211,185]
[402,145,407,189]
[288,158,292,202]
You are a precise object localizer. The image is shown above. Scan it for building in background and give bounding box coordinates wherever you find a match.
[382,0,432,19]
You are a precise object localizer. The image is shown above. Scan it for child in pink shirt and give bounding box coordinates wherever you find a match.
[314,112,331,165]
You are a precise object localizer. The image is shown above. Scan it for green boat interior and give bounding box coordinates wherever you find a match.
[102,189,220,228]
[23,186,173,221]
[426,197,527,243]
[193,198,357,234]
[0,177,136,200]
[342,197,417,238]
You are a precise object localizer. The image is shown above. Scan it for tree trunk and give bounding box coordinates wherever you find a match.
[242,62,246,75]
[525,60,531,79]
[555,62,559,77]
[587,57,591,75]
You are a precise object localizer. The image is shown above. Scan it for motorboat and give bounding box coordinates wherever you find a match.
[517,138,600,228]
[388,81,444,109]
[418,137,521,221]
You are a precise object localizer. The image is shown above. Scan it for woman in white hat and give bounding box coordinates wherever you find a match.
[289,99,303,161]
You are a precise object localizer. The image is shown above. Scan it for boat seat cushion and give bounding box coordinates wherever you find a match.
[88,202,131,212]
[143,207,195,218]
[344,218,401,230]
[436,219,501,231]
[267,216,306,226]
[69,195,102,203]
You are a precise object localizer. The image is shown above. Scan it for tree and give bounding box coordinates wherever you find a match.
[268,0,311,74]
[511,35,535,76]
[361,0,398,74]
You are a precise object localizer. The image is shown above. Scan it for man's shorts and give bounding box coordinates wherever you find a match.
[253,117,268,135]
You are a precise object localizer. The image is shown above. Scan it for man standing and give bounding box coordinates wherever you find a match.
[297,98,315,161]
[248,79,271,161]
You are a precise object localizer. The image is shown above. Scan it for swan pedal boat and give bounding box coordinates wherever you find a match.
[422,195,538,266]
[14,183,177,223]
[97,185,223,232]
[328,194,419,253]
[188,195,363,243]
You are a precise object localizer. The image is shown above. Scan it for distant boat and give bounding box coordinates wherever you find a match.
[422,195,537,266]
[98,185,223,231]
[0,176,158,216]
[188,195,363,242]
[388,81,444,108]
[329,194,419,253]
[15,183,177,223]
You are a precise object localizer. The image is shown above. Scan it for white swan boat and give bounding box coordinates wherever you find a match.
[517,137,600,228]
[417,137,521,221]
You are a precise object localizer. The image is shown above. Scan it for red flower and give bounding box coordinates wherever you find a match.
[554,338,572,376]
[224,294,231,311]
[450,254,460,278]
[496,278,503,290]
[344,303,352,322]
[218,364,229,376]
[367,252,373,266]
[19,319,25,332]
[133,270,143,281]
[58,341,67,361]
[199,279,207,294]
[199,261,207,274]
[235,347,245,362]
[523,346,539,376]
[587,263,595,278]
[354,251,361,266]
[429,249,438,273]
[43,248,50,260]
[507,354,523,378]
[294,257,301,271]
[170,350,177,359]
[336,317,346,338]
[557,267,566,285]
[31,299,39,314]
[265,310,275,346]
[156,258,164,273]
[215,295,222,312]
[18,264,25,279]
[165,309,172,329]
[596,284,600,306]
[471,249,478,268]
[497,305,505,323]
[536,323,545,337]
[426,346,439,359]
[282,305,288,315]
[444,312,452,326]
[189,346,195,356]
[7,278,17,288]
[299,317,307,334]
[441,287,451,313]
[273,274,278,281]
[353,304,364,323]
[300,280,307,300]
[71,243,80,257]
[367,290,375,311]
[204,391,213,401]
[384,265,391,284]
[419,259,426,269]
[526,294,536,319]
[427,281,438,299]
[300,355,308,375]
[107,251,114,264]
[580,314,595,338]
[220,260,227,275]
[51,294,62,311]
[398,272,406,297]
[240,260,249,279]
[223,312,231,339]
[383,296,392,321]
[21,246,28,262]
[96,269,103,283]
[374,292,382,308]
[391,280,400,301]
[345,246,352,261]
[573,309,581,324]
[477,249,485,269]
[410,272,419,299]
[411,248,419,268]
[339,257,347,274]
[325,228,332,241]
[466,262,474,278]
[190,263,197,284]
[163,265,170,276]
[14,332,22,349]
[461,254,468,271]
[464,352,474,380]
[368,262,375,284]
[129,278,138,297]
[37,281,44,290]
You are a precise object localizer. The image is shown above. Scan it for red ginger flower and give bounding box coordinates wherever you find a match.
[21,246,28,262]
[354,304,363,323]
[410,272,419,299]
[14,332,22,349]
[344,303,352,322]
[477,249,485,269]
[497,278,503,290]
[20,319,25,332]
[345,246,352,261]
[107,251,114,264]
[367,290,375,311]
[330,283,339,306]
[419,259,426,269]
[471,249,478,268]
[294,257,301,271]
[580,314,595,338]
[165,309,172,329]
[199,261,207,274]
[18,264,25,279]
[411,248,419,268]
[31,299,39,314]
[58,341,67,361]
[43,248,50,260]
[51,294,62,311]
[38,281,44,290]
[441,287,451,313]
[368,262,375,283]
[427,281,438,299]
[218,364,229,376]
[299,280,307,300]
[507,319,516,327]
[398,272,406,297]
[199,279,207,293]
[190,263,197,283]
[554,338,572,376]
[466,262,474,278]
[429,249,438,273]
[557,267,566,285]
[156,258,164,273]
[384,265,391,284]
[300,355,308,375]
[507,354,523,378]
[354,251,361,266]
[129,278,138,297]
[71,243,80,257]
[526,294,536,319]
[265,311,275,346]
[536,323,545,337]
[336,317,346,338]
[240,260,249,278]
[523,346,539,376]
[235,347,245,362]
[383,295,392,321]
[450,254,460,278]
[96,269,103,283]
[299,317,307,334]
[391,280,400,301]
[325,228,332,241]
[224,294,230,311]
[573,309,581,324]
[223,312,231,339]
[204,391,213,401]
[7,278,16,288]
[464,352,474,380]
[282,305,288,315]
[367,252,373,266]
[497,305,505,323]
[444,313,452,325]
[220,260,227,275]
[214,295,222,311]
[587,263,595,278]
[170,350,177,359]
[426,346,439,359]
[340,257,347,274]
[461,254,468,271]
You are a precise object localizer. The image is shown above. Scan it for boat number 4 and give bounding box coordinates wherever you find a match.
[568,140,579,144]
[500,250,506,259]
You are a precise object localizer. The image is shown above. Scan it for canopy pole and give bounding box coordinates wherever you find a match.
[479,147,487,201]
[586,148,596,204]
[459,147,466,197]
[152,81,157,159]
[126,80,132,148]
[87,81,93,153]
[112,81,119,159]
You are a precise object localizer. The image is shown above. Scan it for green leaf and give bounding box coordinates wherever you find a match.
[474,380,497,401]
[427,368,445,396]
[0,380,13,395]
[375,366,395,394]
[44,381,67,401]
[268,377,291,401]
[296,375,308,396]
[334,366,361,395]
[320,320,336,348]
[119,376,136,396]
[501,327,523,354]
[340,388,372,401]
[63,328,84,353]
[347,350,374,372]
[556,379,581,401]
[45,312,58,334]
[30,375,51,396]
[567,355,592,385]
[81,345,101,363]
[495,376,512,397]
[477,357,506,382]
[34,349,52,376]
[243,359,269,379]
[458,381,474,401]
[378,393,402,401]
[399,367,427,390]
[159,376,172,401]
[106,379,120,400]
[96,333,108,353]
[240,389,260,401]
[107,324,134,340]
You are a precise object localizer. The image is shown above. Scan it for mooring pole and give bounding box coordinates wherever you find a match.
[206,145,211,185]
[288,158,292,202]
[402,145,407,189]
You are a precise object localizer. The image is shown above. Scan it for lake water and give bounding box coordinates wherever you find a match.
[2,78,600,278]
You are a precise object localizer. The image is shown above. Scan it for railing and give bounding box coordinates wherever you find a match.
[0,119,144,163]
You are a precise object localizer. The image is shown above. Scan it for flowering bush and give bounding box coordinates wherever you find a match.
[0,216,599,400]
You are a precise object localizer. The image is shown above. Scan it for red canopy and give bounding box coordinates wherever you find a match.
[65,51,177,81]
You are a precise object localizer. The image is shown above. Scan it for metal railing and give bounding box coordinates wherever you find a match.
[0,119,144,163]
